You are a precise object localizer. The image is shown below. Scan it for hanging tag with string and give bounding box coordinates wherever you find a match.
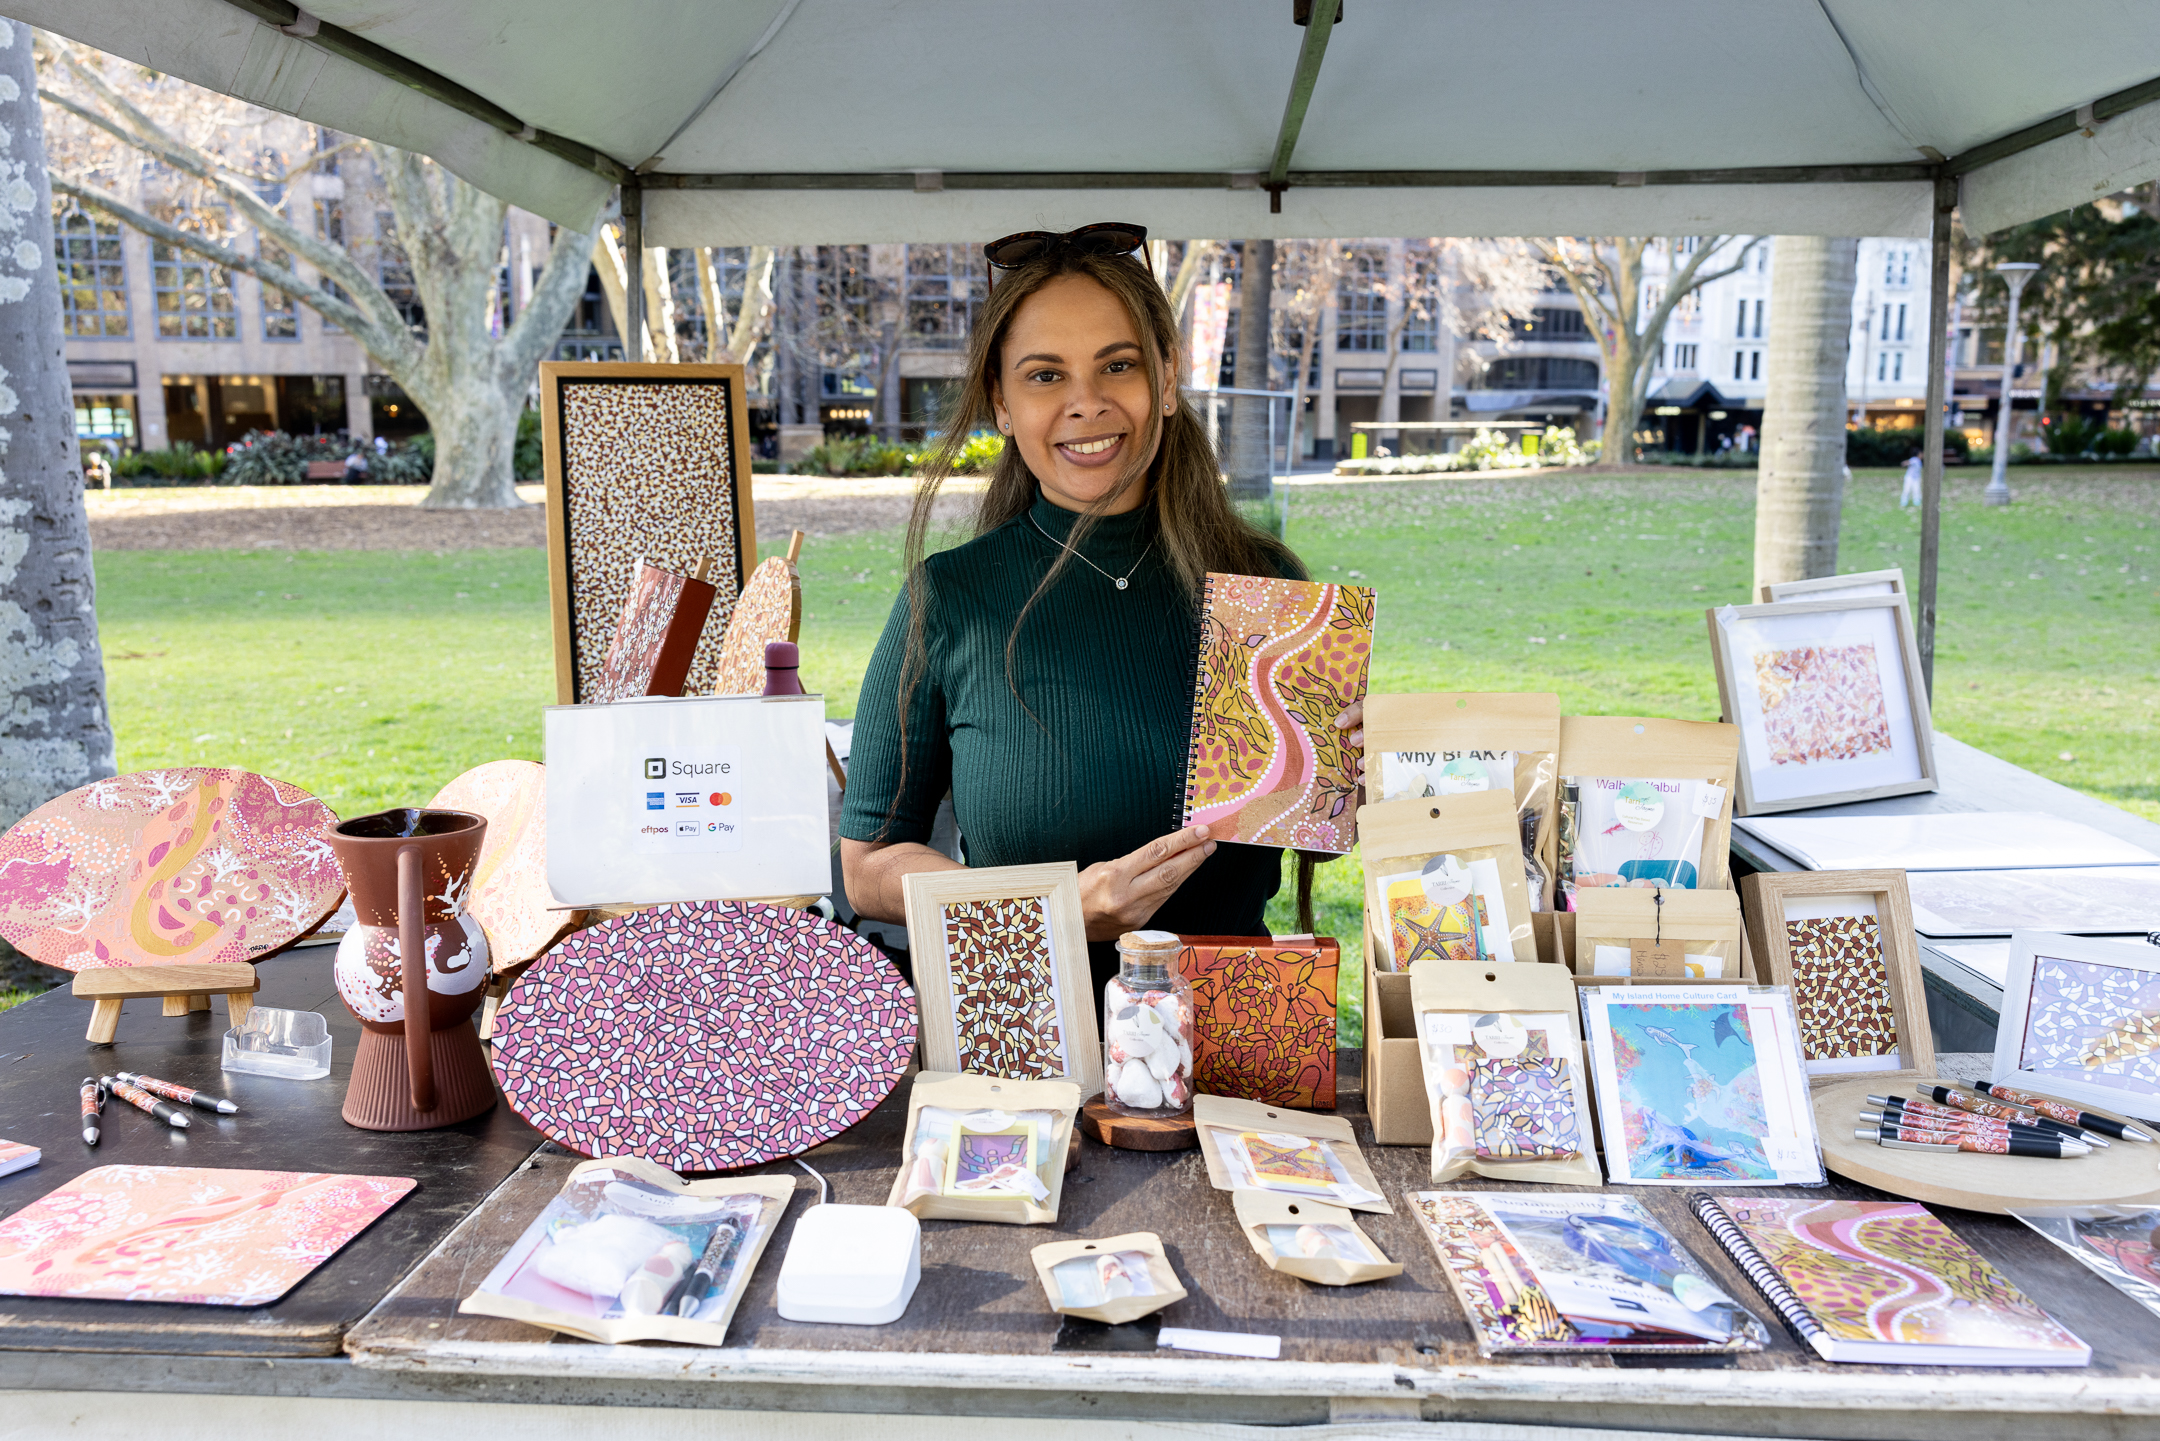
[1630,883,1687,977]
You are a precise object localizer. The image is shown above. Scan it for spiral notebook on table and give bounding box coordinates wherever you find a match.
[1178,573,1374,855]
[1689,1194,2090,1366]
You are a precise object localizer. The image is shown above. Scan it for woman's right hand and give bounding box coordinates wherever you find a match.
[1079,825,1217,941]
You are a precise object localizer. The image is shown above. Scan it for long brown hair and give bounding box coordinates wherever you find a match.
[886,244,1320,926]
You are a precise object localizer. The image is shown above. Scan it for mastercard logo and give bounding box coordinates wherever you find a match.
[709,792,732,806]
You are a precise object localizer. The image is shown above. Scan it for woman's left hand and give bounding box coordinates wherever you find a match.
[1334,698,1366,785]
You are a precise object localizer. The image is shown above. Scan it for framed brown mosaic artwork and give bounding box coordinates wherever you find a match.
[1740,867,1934,1088]
[903,862,1102,1099]
[539,362,758,703]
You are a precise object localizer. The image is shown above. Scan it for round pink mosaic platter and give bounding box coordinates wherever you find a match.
[491,900,917,1170]
[0,768,343,972]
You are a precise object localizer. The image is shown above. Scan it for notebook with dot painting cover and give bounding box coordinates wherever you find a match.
[1689,1194,2090,1366]
[1179,574,1374,855]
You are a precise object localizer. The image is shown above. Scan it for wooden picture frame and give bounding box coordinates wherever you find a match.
[902,863,1102,1099]
[1740,868,1934,1088]
[1760,566,1906,604]
[539,362,758,704]
[1705,594,1937,816]
[1994,931,2160,1119]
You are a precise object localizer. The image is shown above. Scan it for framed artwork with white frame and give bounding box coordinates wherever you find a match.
[902,862,1102,1099]
[1995,932,2160,1121]
[1705,594,1937,815]
[1739,868,1934,1088]
[1760,566,1906,604]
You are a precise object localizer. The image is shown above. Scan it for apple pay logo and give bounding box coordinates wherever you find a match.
[643,757,667,780]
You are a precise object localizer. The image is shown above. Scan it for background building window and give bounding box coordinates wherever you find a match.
[1734,350,1746,381]
[56,206,129,337]
[1483,355,1598,390]
[260,241,299,341]
[1894,302,1907,342]
[1893,352,1905,382]
[1335,248,1386,351]
[1510,307,1588,339]
[375,210,424,333]
[1752,299,1765,338]
[151,213,237,340]
[904,244,976,349]
[1674,342,1698,369]
[1399,247,1440,352]
[314,199,349,320]
[1751,350,1762,380]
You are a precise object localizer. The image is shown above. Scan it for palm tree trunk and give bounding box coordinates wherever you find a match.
[1754,236,1860,591]
[1227,239,1275,500]
[0,20,114,825]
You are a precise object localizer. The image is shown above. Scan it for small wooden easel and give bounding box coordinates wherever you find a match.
[73,963,260,1044]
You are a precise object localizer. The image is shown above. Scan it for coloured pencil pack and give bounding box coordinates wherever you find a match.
[1412,961,1601,1187]
[1409,1191,1768,1356]
[1365,692,1561,911]
[1360,790,1536,972]
[1231,1189,1402,1287]
[1568,887,1747,981]
[886,1072,1080,1225]
[1554,716,1739,909]
[1030,1232,1187,1325]
[461,1156,793,1346]
[1194,1093,1390,1213]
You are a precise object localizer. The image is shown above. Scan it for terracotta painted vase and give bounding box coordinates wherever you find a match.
[327,808,496,1131]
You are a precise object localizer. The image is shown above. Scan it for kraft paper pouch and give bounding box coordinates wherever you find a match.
[1366,693,1561,912]
[1232,1190,1402,1287]
[461,1156,793,1346]
[1569,887,1746,981]
[886,1072,1080,1225]
[1413,961,1602,1187]
[1030,1232,1187,1325]
[1555,716,1739,909]
[1194,1094,1391,1214]
[1360,790,1536,970]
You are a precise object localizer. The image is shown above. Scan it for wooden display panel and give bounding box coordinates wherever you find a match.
[1741,868,1934,1088]
[538,361,758,703]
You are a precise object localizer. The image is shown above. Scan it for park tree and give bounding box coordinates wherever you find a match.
[1754,236,1860,592]
[36,37,599,509]
[1270,239,1347,464]
[1526,236,1761,468]
[0,20,114,828]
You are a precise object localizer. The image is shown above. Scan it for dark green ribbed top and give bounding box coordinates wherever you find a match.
[840,490,1294,985]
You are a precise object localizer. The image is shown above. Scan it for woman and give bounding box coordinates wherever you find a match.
[839,225,1360,992]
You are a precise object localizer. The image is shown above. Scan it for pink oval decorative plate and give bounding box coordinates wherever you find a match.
[710,553,801,695]
[491,900,917,1170]
[0,768,343,971]
[430,759,582,971]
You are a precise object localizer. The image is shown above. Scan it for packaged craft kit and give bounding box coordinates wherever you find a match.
[0,533,2142,1373]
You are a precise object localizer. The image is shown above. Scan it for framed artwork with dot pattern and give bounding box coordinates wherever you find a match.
[1740,868,1934,1088]
[902,862,1102,1100]
[539,362,758,704]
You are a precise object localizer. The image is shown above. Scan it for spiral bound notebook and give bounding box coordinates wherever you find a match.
[1688,1194,2090,1366]
[1178,573,1374,854]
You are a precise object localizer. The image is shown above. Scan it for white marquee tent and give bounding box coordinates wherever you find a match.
[22,0,2160,678]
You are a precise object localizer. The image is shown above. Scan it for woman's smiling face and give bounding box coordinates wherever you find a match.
[992,272,1173,515]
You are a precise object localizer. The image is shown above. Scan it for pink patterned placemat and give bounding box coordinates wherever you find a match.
[0,768,343,971]
[430,760,580,970]
[0,1165,415,1305]
[492,901,917,1169]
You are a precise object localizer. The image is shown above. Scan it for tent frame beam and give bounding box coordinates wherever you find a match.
[1916,173,1956,701]
[1264,0,1338,212]
[638,163,1936,193]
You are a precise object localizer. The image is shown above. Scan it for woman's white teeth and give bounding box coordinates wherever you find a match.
[1065,437,1118,455]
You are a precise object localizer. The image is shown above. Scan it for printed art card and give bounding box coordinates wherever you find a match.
[2011,1206,2160,1320]
[1581,987,1822,1186]
[1377,854,1511,966]
[1182,573,1374,854]
[1998,932,2160,1116]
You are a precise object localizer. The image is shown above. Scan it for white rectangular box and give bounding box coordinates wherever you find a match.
[545,693,829,906]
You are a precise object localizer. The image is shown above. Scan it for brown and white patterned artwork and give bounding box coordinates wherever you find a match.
[552,374,750,700]
[1751,643,1894,767]
[589,560,717,702]
[940,896,1069,1079]
[711,555,801,695]
[1785,913,1899,1059]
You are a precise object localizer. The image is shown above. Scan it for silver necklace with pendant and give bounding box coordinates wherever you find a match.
[1029,514,1152,591]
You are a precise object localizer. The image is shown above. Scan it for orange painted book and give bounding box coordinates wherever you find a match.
[1175,934,1339,1109]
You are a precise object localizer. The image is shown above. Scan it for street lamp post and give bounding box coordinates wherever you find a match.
[1987,261,2040,507]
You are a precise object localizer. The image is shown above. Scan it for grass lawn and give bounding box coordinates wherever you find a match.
[91,465,2160,1042]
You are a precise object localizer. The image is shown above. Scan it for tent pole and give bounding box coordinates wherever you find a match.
[623,183,646,363]
[1917,171,1956,701]
[1264,1,1339,212]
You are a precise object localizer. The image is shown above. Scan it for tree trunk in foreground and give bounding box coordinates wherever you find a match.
[0,20,114,825]
[1754,235,1860,593]
[1227,239,1275,499]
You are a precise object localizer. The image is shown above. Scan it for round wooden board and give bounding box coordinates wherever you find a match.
[1080,1094,1198,1152]
[1813,1076,2160,1214]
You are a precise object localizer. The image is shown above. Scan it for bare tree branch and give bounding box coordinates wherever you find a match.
[502,208,601,374]
[728,246,777,363]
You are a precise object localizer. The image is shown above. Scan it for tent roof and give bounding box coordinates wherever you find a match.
[20,0,2160,241]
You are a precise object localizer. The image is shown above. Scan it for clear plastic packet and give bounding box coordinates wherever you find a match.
[1030,1231,1187,1324]
[461,1156,793,1345]
[1366,692,1562,911]
[1413,961,1601,1187]
[1231,1190,1402,1286]
[885,1071,1080,1224]
[1357,791,1537,970]
[1193,1093,1391,1212]
[1554,716,1739,909]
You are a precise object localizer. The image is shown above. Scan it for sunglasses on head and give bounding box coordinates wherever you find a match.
[982,222,1148,271]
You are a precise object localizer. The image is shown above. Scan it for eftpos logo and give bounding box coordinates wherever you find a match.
[643,757,666,780]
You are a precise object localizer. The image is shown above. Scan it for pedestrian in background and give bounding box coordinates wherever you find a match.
[1901,449,1923,507]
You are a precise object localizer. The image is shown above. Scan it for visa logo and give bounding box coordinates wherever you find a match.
[645,792,665,810]
[674,791,701,807]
